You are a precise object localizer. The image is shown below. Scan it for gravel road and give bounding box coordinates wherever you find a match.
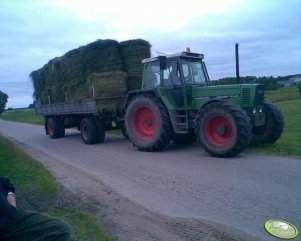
[0,120,300,241]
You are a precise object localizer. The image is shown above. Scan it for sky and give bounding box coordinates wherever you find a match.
[0,0,300,108]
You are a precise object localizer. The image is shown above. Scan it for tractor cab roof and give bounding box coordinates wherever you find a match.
[142,51,204,64]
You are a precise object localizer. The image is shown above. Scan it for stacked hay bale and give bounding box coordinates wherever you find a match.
[86,71,128,111]
[119,39,151,90]
[31,39,151,112]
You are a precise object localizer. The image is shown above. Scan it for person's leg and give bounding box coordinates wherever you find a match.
[2,209,70,241]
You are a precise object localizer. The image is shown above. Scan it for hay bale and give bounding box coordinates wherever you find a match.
[83,40,123,76]
[119,39,151,90]
[30,38,151,108]
[86,71,128,98]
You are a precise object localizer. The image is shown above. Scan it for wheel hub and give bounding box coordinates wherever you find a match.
[205,115,234,147]
[218,125,227,135]
[133,107,156,139]
[146,117,152,127]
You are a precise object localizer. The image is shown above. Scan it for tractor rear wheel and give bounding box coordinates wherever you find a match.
[80,118,98,144]
[251,100,284,144]
[125,95,171,151]
[195,101,251,157]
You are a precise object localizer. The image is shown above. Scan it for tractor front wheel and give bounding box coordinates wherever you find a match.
[125,95,171,151]
[251,100,284,144]
[195,101,251,157]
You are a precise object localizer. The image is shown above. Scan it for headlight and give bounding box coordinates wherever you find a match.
[253,108,257,114]
[259,107,263,113]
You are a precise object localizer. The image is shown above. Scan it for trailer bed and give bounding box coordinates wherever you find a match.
[35,100,97,116]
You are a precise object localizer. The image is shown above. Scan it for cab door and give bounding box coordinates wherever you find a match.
[159,59,186,109]
[157,59,188,133]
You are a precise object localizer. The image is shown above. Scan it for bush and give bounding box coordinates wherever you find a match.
[0,90,8,115]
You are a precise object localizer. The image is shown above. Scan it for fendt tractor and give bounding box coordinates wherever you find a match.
[36,49,284,157]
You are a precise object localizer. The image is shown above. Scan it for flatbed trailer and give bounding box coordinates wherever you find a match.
[35,96,128,144]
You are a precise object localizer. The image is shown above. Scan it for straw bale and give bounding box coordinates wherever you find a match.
[86,71,128,98]
[119,39,150,90]
[30,38,151,109]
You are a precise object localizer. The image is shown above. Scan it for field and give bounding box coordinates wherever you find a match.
[1,86,300,157]
[264,85,300,103]
[0,134,114,241]
[0,108,44,125]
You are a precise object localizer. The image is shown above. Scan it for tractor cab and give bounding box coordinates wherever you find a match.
[142,51,210,90]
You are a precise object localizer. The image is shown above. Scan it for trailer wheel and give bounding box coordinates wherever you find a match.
[251,100,284,144]
[195,101,251,157]
[47,118,60,139]
[80,118,98,144]
[125,95,171,151]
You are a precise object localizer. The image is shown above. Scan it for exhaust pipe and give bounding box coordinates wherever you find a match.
[235,43,240,84]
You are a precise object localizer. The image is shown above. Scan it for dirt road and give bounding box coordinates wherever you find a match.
[0,120,300,241]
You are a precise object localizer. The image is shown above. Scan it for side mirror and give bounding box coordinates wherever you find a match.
[159,56,167,70]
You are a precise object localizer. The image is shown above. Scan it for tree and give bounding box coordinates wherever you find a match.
[0,90,8,115]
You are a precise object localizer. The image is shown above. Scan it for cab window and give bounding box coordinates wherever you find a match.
[181,59,207,85]
[143,61,160,89]
[163,60,181,86]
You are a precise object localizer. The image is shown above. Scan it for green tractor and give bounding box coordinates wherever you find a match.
[124,51,284,157]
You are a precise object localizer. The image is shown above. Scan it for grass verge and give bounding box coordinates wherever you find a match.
[49,208,113,241]
[0,109,44,125]
[0,133,114,241]
[0,133,57,194]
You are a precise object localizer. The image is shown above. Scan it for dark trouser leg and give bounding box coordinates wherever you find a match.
[1,209,70,241]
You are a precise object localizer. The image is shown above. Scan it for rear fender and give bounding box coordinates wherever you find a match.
[124,89,161,108]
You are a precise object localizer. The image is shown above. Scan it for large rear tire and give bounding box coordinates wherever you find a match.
[251,100,284,144]
[80,118,98,145]
[125,95,171,151]
[195,101,251,157]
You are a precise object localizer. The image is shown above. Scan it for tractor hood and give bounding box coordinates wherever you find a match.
[190,84,264,109]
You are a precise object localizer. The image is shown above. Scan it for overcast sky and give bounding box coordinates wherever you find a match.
[0,0,300,108]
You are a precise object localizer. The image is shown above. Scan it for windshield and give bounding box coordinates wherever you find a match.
[181,59,208,85]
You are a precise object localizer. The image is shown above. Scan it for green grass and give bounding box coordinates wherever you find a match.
[265,86,300,103]
[0,133,57,194]
[49,208,114,241]
[0,108,44,125]
[0,134,114,241]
